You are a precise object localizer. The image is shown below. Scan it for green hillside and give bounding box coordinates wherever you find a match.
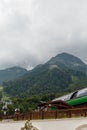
[3,53,87,98]
[0,66,27,85]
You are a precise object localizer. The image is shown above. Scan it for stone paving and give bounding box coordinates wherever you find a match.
[0,118,87,130]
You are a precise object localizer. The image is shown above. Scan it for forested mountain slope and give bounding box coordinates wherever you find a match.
[0,67,27,84]
[3,53,87,98]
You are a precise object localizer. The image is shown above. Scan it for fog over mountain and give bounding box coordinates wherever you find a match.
[0,0,87,70]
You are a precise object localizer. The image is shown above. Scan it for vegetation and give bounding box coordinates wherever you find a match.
[2,68,87,98]
[0,93,56,115]
[1,52,87,113]
[0,67,27,85]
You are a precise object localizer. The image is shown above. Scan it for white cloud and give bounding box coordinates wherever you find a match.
[0,0,87,69]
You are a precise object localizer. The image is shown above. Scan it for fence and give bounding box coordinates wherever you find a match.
[1,108,87,120]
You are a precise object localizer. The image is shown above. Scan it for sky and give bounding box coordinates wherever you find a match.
[0,0,87,70]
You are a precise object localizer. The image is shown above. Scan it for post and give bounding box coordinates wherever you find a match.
[42,111,44,119]
[55,110,58,119]
[68,110,71,118]
[30,112,32,120]
[15,108,20,120]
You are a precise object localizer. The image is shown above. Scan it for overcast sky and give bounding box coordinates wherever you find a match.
[0,0,87,70]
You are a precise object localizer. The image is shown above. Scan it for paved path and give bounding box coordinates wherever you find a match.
[0,120,25,130]
[0,118,87,130]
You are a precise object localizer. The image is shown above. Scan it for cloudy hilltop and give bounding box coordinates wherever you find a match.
[0,0,87,70]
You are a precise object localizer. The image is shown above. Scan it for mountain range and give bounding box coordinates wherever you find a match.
[2,52,87,98]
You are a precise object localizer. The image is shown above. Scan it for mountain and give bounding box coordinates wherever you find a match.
[48,52,85,67]
[29,52,87,75]
[0,66,28,85]
[3,53,87,98]
[47,52,87,74]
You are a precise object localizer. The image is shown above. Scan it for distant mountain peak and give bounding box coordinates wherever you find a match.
[5,66,27,71]
[48,52,85,68]
[0,66,27,85]
[56,52,81,59]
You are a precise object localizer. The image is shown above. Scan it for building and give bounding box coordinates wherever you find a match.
[38,88,87,111]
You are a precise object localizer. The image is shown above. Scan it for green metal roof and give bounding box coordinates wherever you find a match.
[67,96,87,106]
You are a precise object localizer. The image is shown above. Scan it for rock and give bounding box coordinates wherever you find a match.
[20,120,39,130]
